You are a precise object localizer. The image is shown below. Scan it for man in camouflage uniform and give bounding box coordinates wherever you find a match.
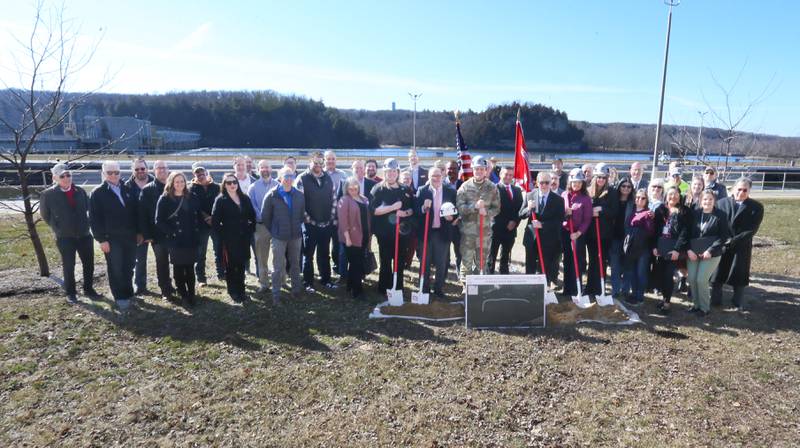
[456,156,500,282]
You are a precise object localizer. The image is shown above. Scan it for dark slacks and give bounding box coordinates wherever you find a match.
[377,232,407,292]
[585,237,611,295]
[173,264,196,298]
[561,231,587,296]
[345,245,365,297]
[226,262,246,298]
[134,241,148,291]
[302,224,334,286]
[525,240,561,287]
[331,232,341,274]
[422,229,450,294]
[487,229,515,274]
[152,243,173,294]
[56,236,94,296]
[450,227,462,272]
[654,257,677,302]
[104,237,136,301]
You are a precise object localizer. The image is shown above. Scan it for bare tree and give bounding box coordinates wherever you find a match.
[0,1,106,276]
[703,62,776,180]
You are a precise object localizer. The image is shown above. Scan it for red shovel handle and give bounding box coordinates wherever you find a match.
[594,216,606,279]
[420,208,430,277]
[568,216,580,279]
[479,213,485,274]
[532,211,547,276]
[393,213,401,274]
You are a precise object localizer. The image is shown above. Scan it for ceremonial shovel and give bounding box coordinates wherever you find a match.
[568,216,591,308]
[411,207,431,305]
[593,216,614,307]
[386,214,404,306]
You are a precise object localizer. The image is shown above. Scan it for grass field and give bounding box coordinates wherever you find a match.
[1,199,798,446]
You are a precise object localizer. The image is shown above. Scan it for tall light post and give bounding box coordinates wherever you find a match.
[408,92,422,150]
[696,110,707,164]
[650,0,680,179]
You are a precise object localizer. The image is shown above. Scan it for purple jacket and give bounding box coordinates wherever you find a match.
[562,191,593,234]
[628,208,655,236]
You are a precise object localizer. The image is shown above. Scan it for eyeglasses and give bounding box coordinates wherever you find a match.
[134,167,147,172]
[105,171,120,175]
[59,173,72,178]
[538,181,549,185]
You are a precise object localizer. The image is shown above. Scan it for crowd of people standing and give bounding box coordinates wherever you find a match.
[39,150,764,318]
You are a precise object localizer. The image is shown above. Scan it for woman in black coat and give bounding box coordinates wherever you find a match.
[212,173,257,303]
[585,165,618,298]
[652,186,692,312]
[156,172,203,305]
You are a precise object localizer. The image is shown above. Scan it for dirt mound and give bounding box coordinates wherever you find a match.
[372,301,465,320]
[547,301,633,325]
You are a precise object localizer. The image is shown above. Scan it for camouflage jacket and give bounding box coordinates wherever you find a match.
[456,178,500,234]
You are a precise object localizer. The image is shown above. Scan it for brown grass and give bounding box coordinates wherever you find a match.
[0,199,798,446]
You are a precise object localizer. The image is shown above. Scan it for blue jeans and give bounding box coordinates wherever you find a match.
[608,239,629,296]
[626,255,650,301]
[196,227,224,279]
[104,237,137,301]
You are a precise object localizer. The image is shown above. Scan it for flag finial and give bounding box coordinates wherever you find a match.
[454,109,460,122]
[516,107,521,122]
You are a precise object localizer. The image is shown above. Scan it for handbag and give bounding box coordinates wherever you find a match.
[657,237,676,258]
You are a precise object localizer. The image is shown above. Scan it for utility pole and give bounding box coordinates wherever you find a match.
[696,110,707,164]
[651,0,680,179]
[408,92,422,150]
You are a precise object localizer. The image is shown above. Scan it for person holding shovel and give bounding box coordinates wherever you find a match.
[652,186,692,312]
[561,168,593,299]
[585,163,618,300]
[519,171,564,287]
[415,166,458,299]
[370,158,414,295]
[456,156,500,284]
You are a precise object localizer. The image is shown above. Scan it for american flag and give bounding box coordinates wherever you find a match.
[456,121,473,181]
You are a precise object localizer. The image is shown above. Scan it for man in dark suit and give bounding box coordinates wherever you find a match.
[138,160,175,299]
[90,161,139,311]
[711,178,764,311]
[628,162,649,191]
[519,171,565,287]
[407,149,428,190]
[415,167,458,298]
[487,167,524,274]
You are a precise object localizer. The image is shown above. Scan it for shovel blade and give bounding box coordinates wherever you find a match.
[411,292,430,305]
[387,289,404,306]
[572,295,591,309]
[544,291,559,305]
[595,294,614,307]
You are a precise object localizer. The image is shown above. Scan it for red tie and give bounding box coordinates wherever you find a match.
[507,185,513,201]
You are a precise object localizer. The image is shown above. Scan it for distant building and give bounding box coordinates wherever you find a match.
[152,127,201,150]
[392,102,396,111]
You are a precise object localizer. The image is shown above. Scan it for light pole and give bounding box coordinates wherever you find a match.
[696,110,707,164]
[408,92,422,150]
[650,0,680,179]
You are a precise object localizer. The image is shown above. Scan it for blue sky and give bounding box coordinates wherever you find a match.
[1,0,798,136]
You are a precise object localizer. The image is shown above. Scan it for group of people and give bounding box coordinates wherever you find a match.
[38,149,764,317]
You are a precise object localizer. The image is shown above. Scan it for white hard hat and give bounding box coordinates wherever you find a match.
[440,202,458,217]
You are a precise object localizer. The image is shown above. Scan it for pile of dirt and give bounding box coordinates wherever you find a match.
[546,301,634,325]
[371,301,464,321]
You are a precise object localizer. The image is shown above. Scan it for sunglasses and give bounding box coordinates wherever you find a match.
[652,186,663,189]
[105,171,120,175]
[619,184,632,189]
[636,196,647,200]
[283,174,295,180]
[59,173,72,178]
[224,180,238,185]
[538,181,549,185]
[134,167,147,172]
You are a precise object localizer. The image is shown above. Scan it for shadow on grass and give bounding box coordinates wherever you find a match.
[76,278,458,352]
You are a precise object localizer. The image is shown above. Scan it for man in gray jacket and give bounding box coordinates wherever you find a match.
[262,167,306,304]
[40,164,100,303]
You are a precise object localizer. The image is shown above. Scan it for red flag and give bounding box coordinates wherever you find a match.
[513,111,531,192]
